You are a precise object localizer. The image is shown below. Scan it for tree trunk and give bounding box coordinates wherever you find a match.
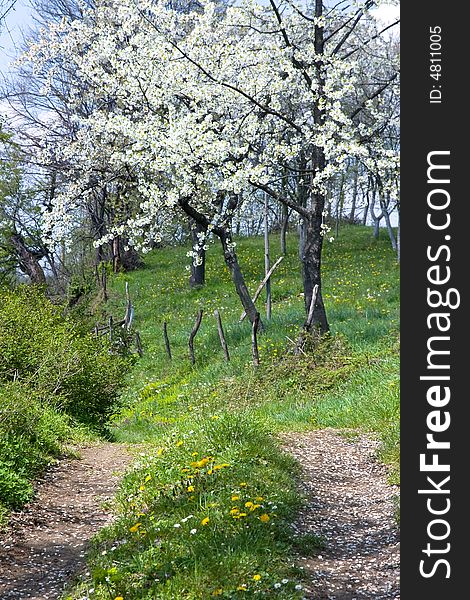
[121,243,143,271]
[280,203,289,256]
[381,200,397,251]
[300,211,329,333]
[298,0,329,334]
[10,233,46,285]
[112,236,121,273]
[189,220,206,288]
[349,165,358,223]
[264,192,271,320]
[335,171,346,238]
[219,230,262,329]
[361,184,369,225]
[370,187,382,239]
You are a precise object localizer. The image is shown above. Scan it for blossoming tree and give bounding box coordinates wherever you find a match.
[23,0,399,330]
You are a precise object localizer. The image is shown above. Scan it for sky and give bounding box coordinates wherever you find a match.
[0,0,35,74]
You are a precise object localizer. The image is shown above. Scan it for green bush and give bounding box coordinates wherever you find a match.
[0,286,130,514]
[0,381,72,511]
[0,286,129,425]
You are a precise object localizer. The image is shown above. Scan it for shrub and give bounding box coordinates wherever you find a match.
[0,286,129,425]
[0,381,74,511]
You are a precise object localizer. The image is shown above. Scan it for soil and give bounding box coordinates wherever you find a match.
[0,444,131,600]
[282,428,400,600]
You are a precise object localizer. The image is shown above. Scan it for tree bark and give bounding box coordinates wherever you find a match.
[300,212,329,333]
[219,230,262,329]
[10,233,46,285]
[280,203,289,256]
[369,186,382,239]
[112,236,121,273]
[264,192,272,320]
[178,196,261,328]
[381,201,397,251]
[349,165,359,223]
[189,219,206,288]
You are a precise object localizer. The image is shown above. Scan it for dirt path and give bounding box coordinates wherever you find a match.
[283,429,400,600]
[0,444,131,600]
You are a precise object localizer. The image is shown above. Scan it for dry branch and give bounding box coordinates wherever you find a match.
[239,256,284,322]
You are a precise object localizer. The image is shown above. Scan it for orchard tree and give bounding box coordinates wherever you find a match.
[22,0,399,331]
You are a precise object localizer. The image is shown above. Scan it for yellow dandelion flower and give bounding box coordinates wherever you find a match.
[129,523,141,533]
[250,504,261,511]
[231,495,240,501]
[230,508,240,515]
[207,469,213,475]
[244,501,253,508]
[259,514,270,523]
[253,574,262,581]
[144,475,152,483]
[237,584,247,591]
[201,517,210,526]
[212,589,223,596]
[239,482,247,488]
[255,496,264,502]
[187,485,195,492]
[192,452,198,457]
[156,448,164,457]
[114,596,124,600]
[176,440,183,447]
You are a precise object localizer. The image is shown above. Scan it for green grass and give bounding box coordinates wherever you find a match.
[65,225,399,599]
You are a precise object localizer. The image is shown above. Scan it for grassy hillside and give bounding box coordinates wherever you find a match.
[67,225,399,600]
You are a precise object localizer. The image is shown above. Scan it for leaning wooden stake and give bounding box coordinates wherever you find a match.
[189,309,203,365]
[251,312,260,367]
[124,282,134,330]
[214,310,230,362]
[135,331,143,357]
[163,321,172,360]
[304,284,319,331]
[295,284,319,354]
[239,256,284,322]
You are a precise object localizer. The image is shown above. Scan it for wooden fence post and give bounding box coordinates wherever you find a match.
[214,310,230,361]
[163,321,172,360]
[252,312,260,367]
[189,309,203,365]
[124,282,134,330]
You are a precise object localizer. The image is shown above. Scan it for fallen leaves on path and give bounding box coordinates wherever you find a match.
[283,429,400,600]
[0,444,131,600]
